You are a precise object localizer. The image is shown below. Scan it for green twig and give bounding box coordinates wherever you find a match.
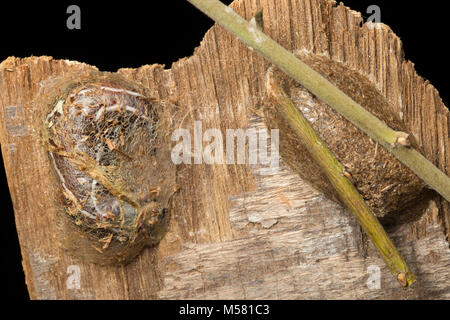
[266,69,416,287]
[186,0,450,202]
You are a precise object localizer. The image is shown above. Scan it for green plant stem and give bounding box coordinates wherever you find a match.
[265,69,416,287]
[186,0,450,202]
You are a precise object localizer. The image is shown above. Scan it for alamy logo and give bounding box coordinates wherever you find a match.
[66,265,81,290]
[366,5,381,29]
[171,121,279,173]
[66,5,81,30]
[366,265,381,290]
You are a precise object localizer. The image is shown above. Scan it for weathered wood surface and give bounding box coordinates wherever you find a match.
[1,0,449,299]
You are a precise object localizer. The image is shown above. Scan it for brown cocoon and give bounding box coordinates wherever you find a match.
[264,51,427,220]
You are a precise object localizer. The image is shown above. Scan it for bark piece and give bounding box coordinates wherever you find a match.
[0,0,449,299]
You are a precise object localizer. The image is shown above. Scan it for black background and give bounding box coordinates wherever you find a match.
[1,1,448,301]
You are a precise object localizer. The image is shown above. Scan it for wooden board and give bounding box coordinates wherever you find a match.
[0,0,449,299]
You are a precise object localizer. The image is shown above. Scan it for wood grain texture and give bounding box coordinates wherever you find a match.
[1,0,449,299]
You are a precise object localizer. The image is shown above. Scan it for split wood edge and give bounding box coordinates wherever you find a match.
[266,68,415,288]
[186,0,450,203]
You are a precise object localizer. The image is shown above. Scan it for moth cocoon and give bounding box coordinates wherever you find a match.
[263,52,428,222]
[39,72,177,265]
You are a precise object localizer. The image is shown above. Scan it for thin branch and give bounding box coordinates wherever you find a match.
[266,69,416,287]
[186,0,450,202]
